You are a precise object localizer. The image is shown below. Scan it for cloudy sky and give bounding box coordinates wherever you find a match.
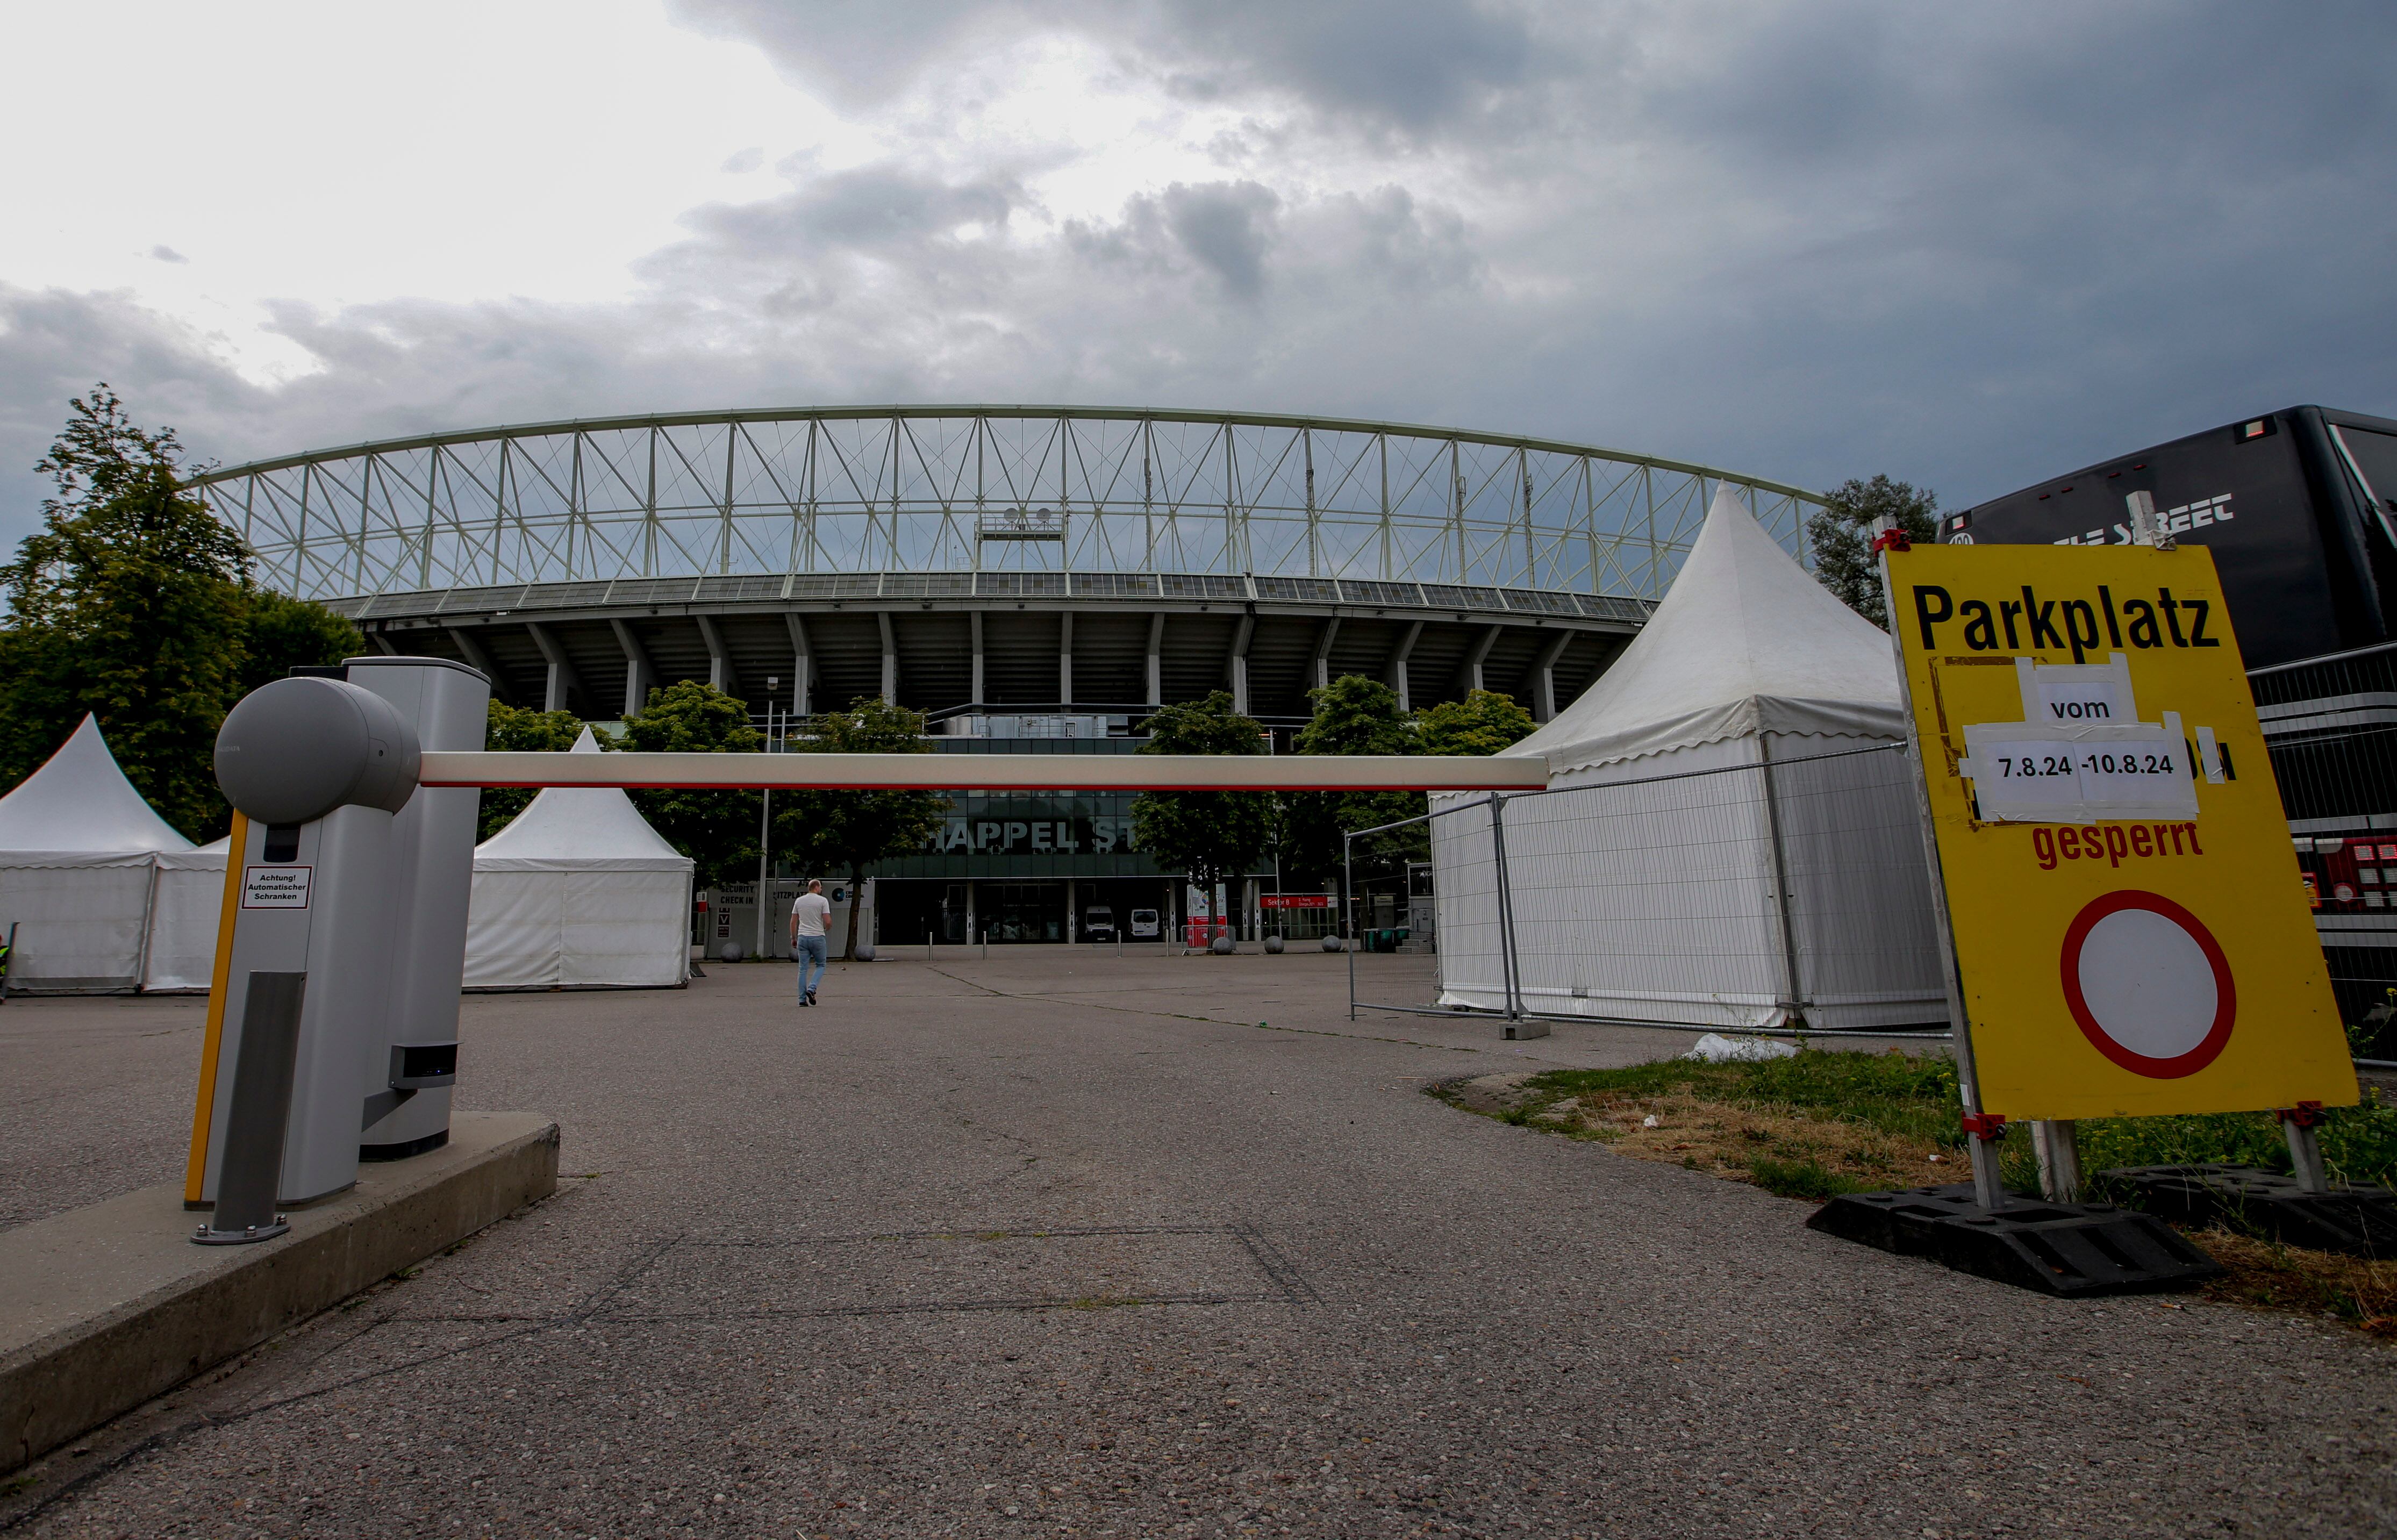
[1,0,2390,556]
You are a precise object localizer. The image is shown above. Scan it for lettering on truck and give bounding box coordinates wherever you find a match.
[2051,492,2237,547]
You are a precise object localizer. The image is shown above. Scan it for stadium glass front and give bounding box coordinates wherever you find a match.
[192,406,1823,943]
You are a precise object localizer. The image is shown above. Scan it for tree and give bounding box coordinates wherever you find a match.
[0,388,366,840]
[1281,674,1426,891]
[620,680,762,887]
[237,590,363,697]
[1806,474,1941,630]
[1129,692,1275,936]
[478,700,590,841]
[1415,689,1536,757]
[773,697,948,959]
[0,386,253,838]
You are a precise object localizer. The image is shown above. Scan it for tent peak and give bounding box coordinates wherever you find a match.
[0,714,197,854]
[1506,487,1905,772]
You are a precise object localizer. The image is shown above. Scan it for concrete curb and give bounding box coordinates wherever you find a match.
[0,1112,558,1475]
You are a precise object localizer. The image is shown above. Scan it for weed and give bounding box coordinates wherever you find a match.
[1995,1086,2397,1195]
[2196,1228,2397,1331]
[1434,1048,2397,1340]
[1749,1156,1868,1201]
[2,1473,38,1498]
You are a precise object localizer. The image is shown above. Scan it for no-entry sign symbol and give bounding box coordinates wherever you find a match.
[2059,891,2235,1079]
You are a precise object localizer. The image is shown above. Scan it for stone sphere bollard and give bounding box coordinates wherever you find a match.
[1321,934,1343,953]
[854,941,876,962]
[1211,933,1234,955]
[719,941,745,964]
[1264,935,1285,954]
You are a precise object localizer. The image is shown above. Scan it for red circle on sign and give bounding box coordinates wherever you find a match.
[2059,890,2235,1079]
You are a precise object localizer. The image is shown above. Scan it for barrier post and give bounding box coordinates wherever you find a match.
[191,971,305,1244]
[2032,1120,2083,1204]
[2280,1104,2331,1194]
[1877,534,2008,1212]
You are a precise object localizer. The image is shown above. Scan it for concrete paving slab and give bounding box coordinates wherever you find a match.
[1,951,2391,1537]
[0,1112,557,1476]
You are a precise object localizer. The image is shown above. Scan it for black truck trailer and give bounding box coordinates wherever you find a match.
[1947,405,2397,1051]
[1941,405,2397,669]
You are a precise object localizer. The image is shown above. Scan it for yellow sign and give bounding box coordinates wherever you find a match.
[1885,540,2356,1120]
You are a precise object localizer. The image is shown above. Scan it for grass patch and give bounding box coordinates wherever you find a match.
[1748,1155,1869,1201]
[2026,1105,2397,1195]
[1436,1046,1980,1193]
[2198,1229,2397,1333]
[1443,1047,2397,1195]
[1434,1048,2397,1336]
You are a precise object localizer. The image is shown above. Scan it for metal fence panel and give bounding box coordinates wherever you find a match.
[1500,740,1784,1027]
[2253,642,2397,1057]
[1353,741,1950,1037]
[1764,738,1951,1030]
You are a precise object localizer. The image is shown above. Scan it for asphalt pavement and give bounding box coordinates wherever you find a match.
[3,948,2391,1537]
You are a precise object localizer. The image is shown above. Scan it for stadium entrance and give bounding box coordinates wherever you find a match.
[874,876,1176,946]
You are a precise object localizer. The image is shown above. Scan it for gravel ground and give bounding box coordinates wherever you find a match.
[3,950,2392,1537]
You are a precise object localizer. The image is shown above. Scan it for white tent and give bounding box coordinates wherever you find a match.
[145,836,231,992]
[466,728,693,989]
[0,715,197,993]
[1431,489,1949,1031]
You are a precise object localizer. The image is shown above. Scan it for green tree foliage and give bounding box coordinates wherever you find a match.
[1805,474,1941,630]
[621,680,762,888]
[774,697,947,959]
[1282,675,1427,889]
[1129,692,1276,919]
[477,700,591,841]
[237,590,363,697]
[0,388,346,839]
[1414,689,1536,757]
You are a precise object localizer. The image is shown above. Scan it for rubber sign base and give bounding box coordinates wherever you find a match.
[1807,1183,2222,1297]
[2099,1165,2397,1259]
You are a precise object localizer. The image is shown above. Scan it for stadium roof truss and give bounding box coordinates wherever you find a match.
[189,407,1823,603]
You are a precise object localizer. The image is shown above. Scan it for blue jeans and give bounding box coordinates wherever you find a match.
[795,935,827,998]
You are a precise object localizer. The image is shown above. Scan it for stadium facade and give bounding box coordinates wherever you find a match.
[193,406,1823,944]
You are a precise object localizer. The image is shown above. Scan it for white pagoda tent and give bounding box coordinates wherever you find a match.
[0,715,202,993]
[1430,489,1949,1031]
[465,728,693,989]
[145,833,232,992]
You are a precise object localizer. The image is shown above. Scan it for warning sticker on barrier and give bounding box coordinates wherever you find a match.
[1884,540,2356,1119]
[241,864,312,910]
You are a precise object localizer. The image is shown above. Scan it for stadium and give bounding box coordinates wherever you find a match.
[190,406,1824,946]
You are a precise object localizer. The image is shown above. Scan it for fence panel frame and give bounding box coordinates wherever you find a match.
[1343,742,1954,1041]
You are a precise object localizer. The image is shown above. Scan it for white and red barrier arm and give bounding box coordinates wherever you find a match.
[415,751,1550,793]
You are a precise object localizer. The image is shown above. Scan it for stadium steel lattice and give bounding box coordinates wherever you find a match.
[189,407,1824,726]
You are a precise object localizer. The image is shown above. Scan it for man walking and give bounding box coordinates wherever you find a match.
[790,878,831,1007]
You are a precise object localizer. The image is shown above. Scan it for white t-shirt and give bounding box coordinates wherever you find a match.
[790,892,832,939]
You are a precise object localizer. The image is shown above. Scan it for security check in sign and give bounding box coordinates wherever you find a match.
[1885,541,2356,1120]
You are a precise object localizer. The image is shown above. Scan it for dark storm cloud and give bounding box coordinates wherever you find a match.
[685,164,1020,256]
[669,0,1540,134]
[1156,182,1279,298]
[4,1,2394,557]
